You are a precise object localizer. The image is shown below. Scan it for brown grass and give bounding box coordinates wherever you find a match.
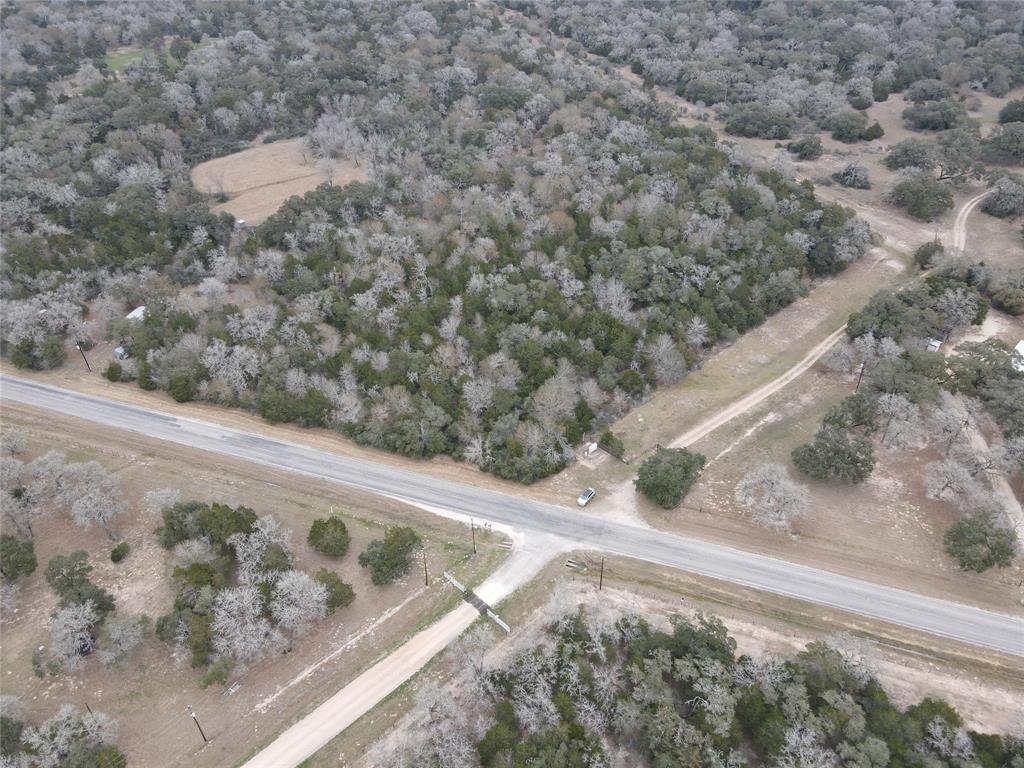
[190,139,367,224]
[0,405,506,768]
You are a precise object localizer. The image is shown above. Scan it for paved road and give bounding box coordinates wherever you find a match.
[2,375,1021,655]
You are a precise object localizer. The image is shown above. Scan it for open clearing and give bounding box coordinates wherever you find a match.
[310,554,1023,768]
[0,404,507,768]
[190,138,366,224]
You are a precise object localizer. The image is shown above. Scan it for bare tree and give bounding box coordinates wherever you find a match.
[270,570,327,638]
[99,615,148,666]
[21,704,119,767]
[144,487,181,514]
[211,585,274,664]
[928,402,973,455]
[50,601,99,672]
[735,464,809,532]
[686,317,710,348]
[0,430,26,455]
[56,461,124,540]
[227,515,292,586]
[646,333,687,385]
[923,458,975,506]
[877,393,919,447]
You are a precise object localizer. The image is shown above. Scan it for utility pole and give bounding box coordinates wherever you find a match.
[186,705,208,744]
[470,518,477,554]
[854,361,865,392]
[598,557,605,591]
[84,702,94,716]
[422,550,429,586]
[75,343,92,372]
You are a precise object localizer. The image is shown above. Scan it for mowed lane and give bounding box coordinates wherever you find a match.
[2,375,1021,655]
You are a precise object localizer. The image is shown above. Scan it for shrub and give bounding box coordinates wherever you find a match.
[316,568,355,611]
[199,657,234,689]
[944,513,1017,572]
[110,542,130,563]
[829,111,868,143]
[991,285,1024,316]
[887,174,953,221]
[982,122,1024,164]
[884,138,936,171]
[831,164,870,189]
[307,517,350,557]
[997,99,1024,124]
[913,240,945,270]
[724,103,794,139]
[104,362,123,382]
[44,551,116,620]
[980,177,1024,218]
[0,534,36,580]
[168,372,198,402]
[786,136,823,160]
[905,78,950,103]
[598,428,625,459]
[902,99,964,130]
[862,121,884,140]
[634,448,706,509]
[792,426,876,483]
[358,526,421,585]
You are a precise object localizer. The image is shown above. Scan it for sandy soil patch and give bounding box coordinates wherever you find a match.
[190,138,366,224]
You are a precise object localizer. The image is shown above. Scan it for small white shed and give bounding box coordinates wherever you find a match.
[125,306,146,321]
[1014,340,1024,373]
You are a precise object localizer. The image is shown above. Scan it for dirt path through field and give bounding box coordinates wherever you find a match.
[952,190,990,254]
[243,534,567,768]
[668,325,847,450]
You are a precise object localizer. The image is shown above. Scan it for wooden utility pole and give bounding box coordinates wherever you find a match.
[854,361,865,392]
[75,343,92,372]
[599,557,605,590]
[186,705,208,744]
[422,550,429,586]
[470,518,477,554]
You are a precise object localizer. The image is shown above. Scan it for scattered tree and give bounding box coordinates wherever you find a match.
[307,516,350,558]
[358,526,421,585]
[944,513,1017,572]
[792,426,876,483]
[734,464,809,531]
[634,448,706,509]
[0,535,36,581]
[316,569,355,612]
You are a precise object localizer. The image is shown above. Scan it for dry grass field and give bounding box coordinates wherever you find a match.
[0,405,507,768]
[190,138,366,224]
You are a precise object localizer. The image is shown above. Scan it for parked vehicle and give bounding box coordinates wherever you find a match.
[577,487,596,507]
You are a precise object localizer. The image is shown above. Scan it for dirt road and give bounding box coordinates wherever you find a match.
[952,190,989,255]
[669,325,848,449]
[242,534,567,768]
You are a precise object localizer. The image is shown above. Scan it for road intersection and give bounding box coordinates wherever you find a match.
[3,375,1020,657]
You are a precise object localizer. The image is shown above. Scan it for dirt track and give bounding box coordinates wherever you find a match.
[669,325,848,449]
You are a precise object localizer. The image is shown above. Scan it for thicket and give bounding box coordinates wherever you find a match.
[517,1,1024,119]
[390,607,1024,768]
[153,500,355,672]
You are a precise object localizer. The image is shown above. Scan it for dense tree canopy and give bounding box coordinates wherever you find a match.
[0,0,872,484]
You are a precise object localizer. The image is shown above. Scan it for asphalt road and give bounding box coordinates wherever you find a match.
[3,375,1021,656]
